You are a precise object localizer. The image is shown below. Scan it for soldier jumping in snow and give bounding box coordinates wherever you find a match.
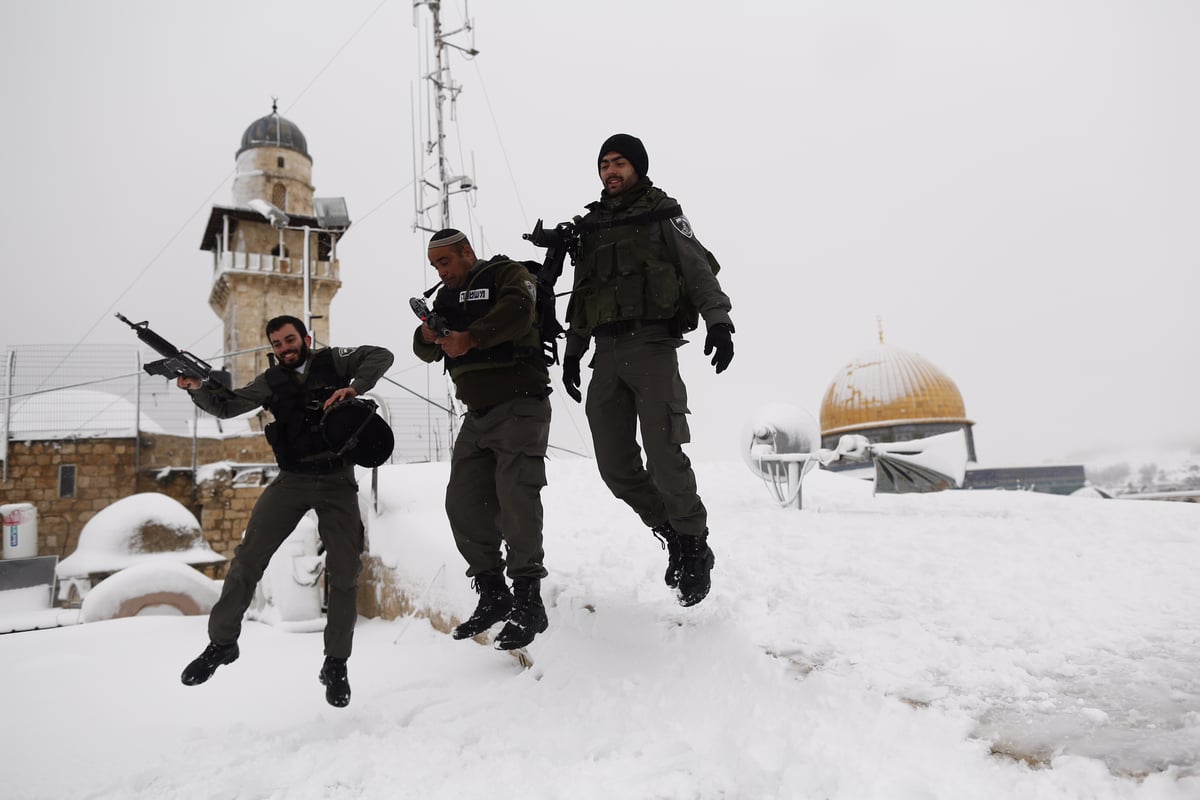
[412,229,553,651]
[561,133,735,607]
[177,315,393,708]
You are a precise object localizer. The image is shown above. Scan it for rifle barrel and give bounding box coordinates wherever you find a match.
[115,313,181,358]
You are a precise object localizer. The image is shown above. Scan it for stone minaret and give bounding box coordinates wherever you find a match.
[199,102,347,385]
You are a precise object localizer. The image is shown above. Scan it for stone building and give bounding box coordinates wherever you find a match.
[199,102,348,384]
[1,390,274,565]
[820,341,978,461]
[819,339,1085,494]
[1,106,347,565]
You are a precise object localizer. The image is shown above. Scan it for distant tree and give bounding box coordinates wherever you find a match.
[1089,463,1130,487]
[1138,463,1159,487]
[1183,464,1200,490]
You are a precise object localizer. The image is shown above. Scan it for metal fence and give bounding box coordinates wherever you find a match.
[2,344,453,466]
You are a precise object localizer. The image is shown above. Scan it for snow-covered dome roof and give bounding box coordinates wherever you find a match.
[820,344,972,435]
[238,104,309,158]
[6,388,167,440]
[57,493,224,578]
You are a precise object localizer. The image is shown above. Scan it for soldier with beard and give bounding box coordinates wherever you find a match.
[175,315,393,707]
[561,133,735,608]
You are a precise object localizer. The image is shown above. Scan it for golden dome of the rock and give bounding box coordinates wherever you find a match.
[820,344,972,435]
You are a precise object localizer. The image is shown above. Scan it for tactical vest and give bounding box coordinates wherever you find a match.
[263,349,349,467]
[433,256,541,379]
[569,187,694,332]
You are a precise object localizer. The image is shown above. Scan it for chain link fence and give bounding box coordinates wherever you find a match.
[2,344,452,464]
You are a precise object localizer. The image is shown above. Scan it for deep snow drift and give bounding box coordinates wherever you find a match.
[2,458,1198,799]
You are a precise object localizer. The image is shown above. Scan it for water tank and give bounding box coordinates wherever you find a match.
[1,503,39,559]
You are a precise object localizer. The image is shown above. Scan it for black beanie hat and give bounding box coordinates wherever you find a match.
[598,133,648,179]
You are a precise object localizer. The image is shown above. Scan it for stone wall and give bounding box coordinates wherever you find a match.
[3,438,140,558]
[209,270,341,382]
[3,433,409,626]
[137,431,276,472]
[191,464,274,558]
[1,432,272,561]
[232,145,314,214]
[356,554,457,633]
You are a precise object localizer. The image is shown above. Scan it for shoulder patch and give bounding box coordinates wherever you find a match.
[338,347,357,356]
[522,279,536,300]
[670,215,694,238]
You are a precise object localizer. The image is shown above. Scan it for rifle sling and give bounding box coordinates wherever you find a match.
[575,204,683,233]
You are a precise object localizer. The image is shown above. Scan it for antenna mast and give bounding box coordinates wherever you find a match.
[412,1,479,461]
[413,0,478,233]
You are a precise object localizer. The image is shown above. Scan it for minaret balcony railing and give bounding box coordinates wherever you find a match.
[214,251,340,281]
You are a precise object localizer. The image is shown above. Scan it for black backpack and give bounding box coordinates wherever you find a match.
[520,259,566,366]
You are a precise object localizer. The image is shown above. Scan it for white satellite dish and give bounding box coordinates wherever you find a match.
[741,403,821,508]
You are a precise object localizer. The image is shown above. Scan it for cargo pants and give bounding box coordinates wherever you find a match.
[208,466,364,659]
[446,395,551,579]
[584,323,708,536]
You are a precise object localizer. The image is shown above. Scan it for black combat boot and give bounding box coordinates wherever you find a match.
[318,656,351,708]
[494,576,549,650]
[676,531,715,607]
[180,641,239,686]
[651,522,683,588]
[452,570,514,640]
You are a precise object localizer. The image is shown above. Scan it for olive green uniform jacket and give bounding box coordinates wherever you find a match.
[412,257,551,579]
[188,345,394,425]
[563,178,733,359]
[412,258,550,412]
[563,179,734,537]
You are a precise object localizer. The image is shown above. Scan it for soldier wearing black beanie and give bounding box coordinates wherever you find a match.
[562,130,735,610]
[597,133,649,180]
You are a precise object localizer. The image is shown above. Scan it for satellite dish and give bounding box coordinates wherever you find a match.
[741,402,820,480]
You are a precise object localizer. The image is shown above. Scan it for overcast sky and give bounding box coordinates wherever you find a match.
[3,0,1198,468]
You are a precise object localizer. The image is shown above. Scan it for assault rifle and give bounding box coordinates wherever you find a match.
[522,218,578,292]
[115,313,232,392]
[521,219,580,365]
[408,294,452,337]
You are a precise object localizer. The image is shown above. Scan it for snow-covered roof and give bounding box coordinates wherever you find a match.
[5,388,167,439]
[3,386,262,442]
[57,492,224,577]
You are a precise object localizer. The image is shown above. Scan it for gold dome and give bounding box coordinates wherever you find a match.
[820,344,972,435]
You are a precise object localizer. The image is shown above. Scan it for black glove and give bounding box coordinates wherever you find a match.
[704,323,734,374]
[562,355,582,402]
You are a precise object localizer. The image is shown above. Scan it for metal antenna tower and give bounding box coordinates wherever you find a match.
[413,0,478,233]
[411,1,479,460]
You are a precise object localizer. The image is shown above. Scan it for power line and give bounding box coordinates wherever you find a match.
[36,171,235,394]
[57,0,396,389]
[280,0,391,120]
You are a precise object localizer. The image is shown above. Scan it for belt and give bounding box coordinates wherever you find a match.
[591,319,669,338]
[470,388,552,417]
[469,403,499,417]
[282,456,346,475]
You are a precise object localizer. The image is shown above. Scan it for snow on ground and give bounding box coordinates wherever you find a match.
[2,458,1199,799]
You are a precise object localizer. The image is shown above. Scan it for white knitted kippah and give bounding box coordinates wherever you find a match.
[428,228,467,249]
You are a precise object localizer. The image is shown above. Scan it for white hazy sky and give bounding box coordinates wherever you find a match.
[3,0,1198,467]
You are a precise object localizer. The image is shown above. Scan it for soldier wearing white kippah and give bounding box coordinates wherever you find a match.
[413,228,552,651]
